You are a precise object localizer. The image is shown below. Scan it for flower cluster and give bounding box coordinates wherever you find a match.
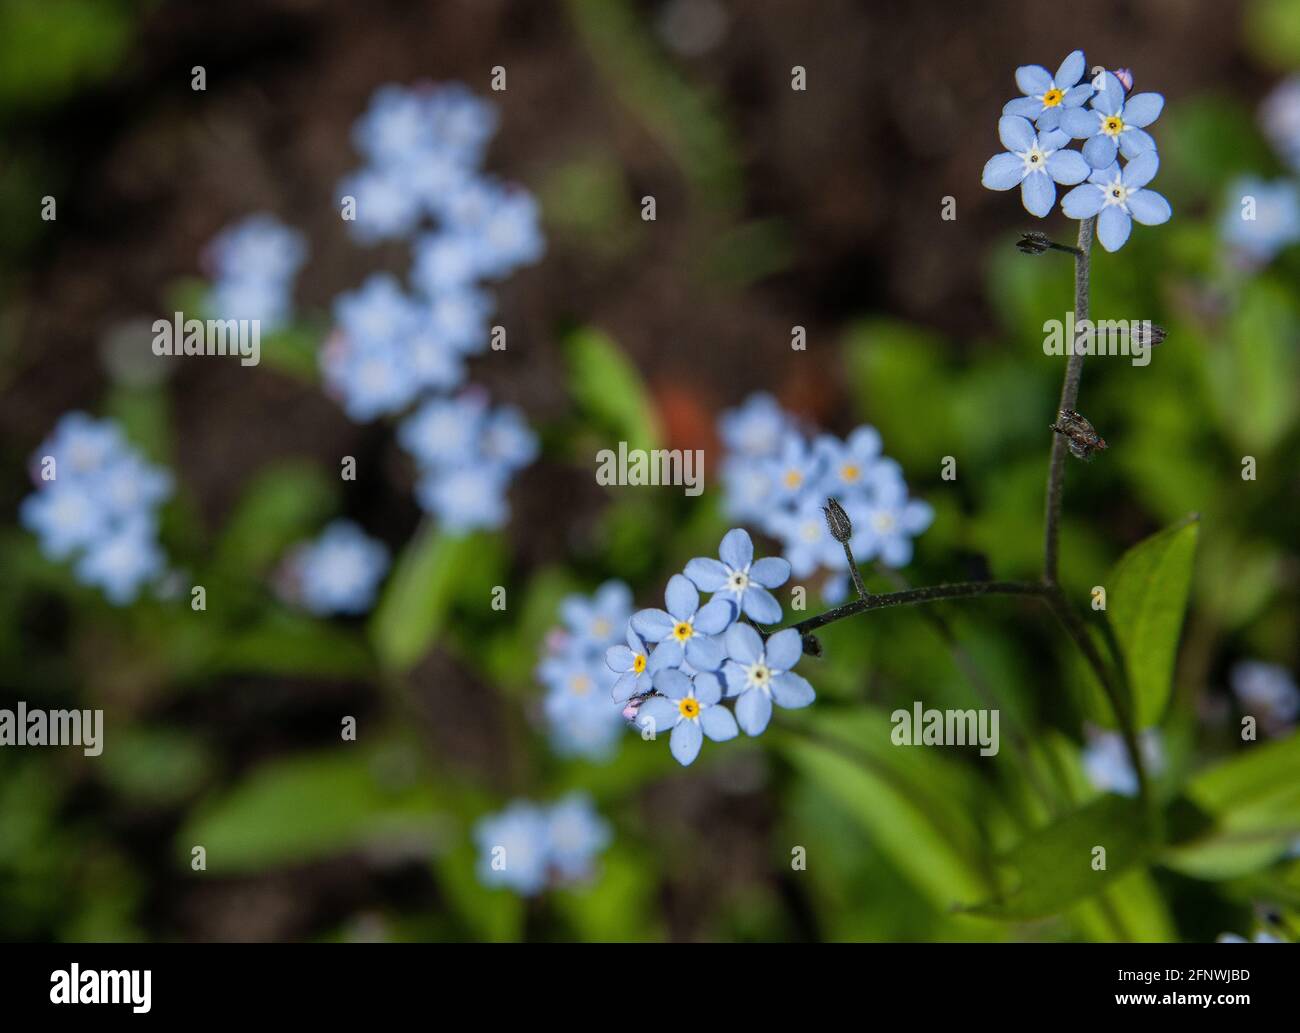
[610,528,815,767]
[535,581,634,760]
[277,520,390,616]
[983,51,1172,251]
[1218,79,1300,265]
[397,389,538,533]
[320,82,543,531]
[717,393,932,601]
[20,413,173,605]
[202,214,308,333]
[473,793,610,896]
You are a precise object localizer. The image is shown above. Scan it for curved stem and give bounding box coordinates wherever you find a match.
[788,580,1047,636]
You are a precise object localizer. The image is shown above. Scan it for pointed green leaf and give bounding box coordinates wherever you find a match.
[565,327,660,452]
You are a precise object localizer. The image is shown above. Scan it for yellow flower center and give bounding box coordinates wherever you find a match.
[783,469,803,489]
[841,463,860,482]
[632,653,646,673]
[570,674,592,696]
[1042,88,1064,107]
[678,698,701,719]
[671,621,694,642]
[1102,115,1124,137]
[591,618,611,638]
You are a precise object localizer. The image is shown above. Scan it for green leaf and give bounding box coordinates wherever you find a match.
[967,795,1154,920]
[213,463,338,579]
[1164,736,1300,878]
[369,525,480,670]
[564,327,660,451]
[779,709,991,907]
[210,612,374,679]
[1107,516,1200,727]
[177,747,438,873]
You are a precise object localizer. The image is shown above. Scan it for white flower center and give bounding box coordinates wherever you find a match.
[745,662,773,693]
[1020,144,1051,175]
[1103,178,1130,208]
[872,511,897,534]
[726,568,750,593]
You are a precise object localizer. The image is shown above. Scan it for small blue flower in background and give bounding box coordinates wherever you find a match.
[1002,49,1094,131]
[1081,727,1165,797]
[474,794,611,895]
[282,520,390,616]
[722,624,815,737]
[537,581,633,761]
[202,214,307,333]
[473,801,553,896]
[1061,152,1172,252]
[763,431,824,504]
[859,478,935,568]
[767,493,867,579]
[20,412,174,605]
[630,573,734,671]
[337,165,424,244]
[1260,76,1300,175]
[981,116,1091,217]
[811,427,883,497]
[718,391,790,458]
[636,669,738,765]
[1218,176,1300,265]
[684,528,791,624]
[1060,71,1163,168]
[1230,660,1298,737]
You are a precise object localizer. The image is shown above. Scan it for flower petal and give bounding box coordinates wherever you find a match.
[653,668,692,700]
[636,697,677,736]
[741,585,782,625]
[630,607,674,642]
[693,597,736,635]
[718,528,753,570]
[724,622,764,664]
[748,556,791,588]
[1046,149,1091,185]
[1020,172,1055,217]
[1034,107,1062,132]
[605,644,635,673]
[1091,71,1124,115]
[685,633,725,671]
[1117,127,1156,160]
[664,574,698,621]
[1126,189,1172,226]
[765,627,803,672]
[611,671,641,703]
[1097,205,1132,251]
[647,638,683,671]
[1121,92,1163,128]
[1002,96,1043,119]
[1038,127,1070,151]
[772,671,816,709]
[1014,64,1052,97]
[700,704,738,742]
[1060,83,1093,108]
[693,670,724,706]
[669,719,703,765]
[1055,49,1085,88]
[1082,133,1118,169]
[735,687,773,736]
[998,115,1036,153]
[1121,149,1159,189]
[982,152,1025,191]
[1060,106,1100,139]
[684,557,729,592]
[721,659,747,696]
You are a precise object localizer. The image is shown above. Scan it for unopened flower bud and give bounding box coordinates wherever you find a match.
[802,633,823,658]
[822,497,853,543]
[1134,322,1167,347]
[1016,231,1052,255]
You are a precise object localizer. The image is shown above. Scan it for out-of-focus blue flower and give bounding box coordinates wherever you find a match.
[545,793,611,880]
[411,232,484,292]
[20,412,173,605]
[1218,176,1300,265]
[1230,660,1299,736]
[764,431,824,505]
[203,214,307,333]
[718,391,789,458]
[473,801,553,896]
[720,455,776,524]
[859,478,935,568]
[338,166,424,244]
[1002,49,1094,131]
[981,116,1091,217]
[480,405,540,472]
[560,580,633,651]
[636,668,738,765]
[684,528,790,624]
[1081,728,1164,797]
[721,624,814,736]
[424,287,494,354]
[474,793,611,896]
[630,573,735,670]
[320,332,418,422]
[416,465,511,533]
[767,493,865,579]
[1261,76,1300,174]
[812,427,884,498]
[398,394,488,468]
[1061,152,1172,252]
[1060,71,1163,168]
[285,520,390,616]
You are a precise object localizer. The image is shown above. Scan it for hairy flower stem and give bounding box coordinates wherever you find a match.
[790,580,1048,637]
[843,544,869,600]
[1043,215,1094,586]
